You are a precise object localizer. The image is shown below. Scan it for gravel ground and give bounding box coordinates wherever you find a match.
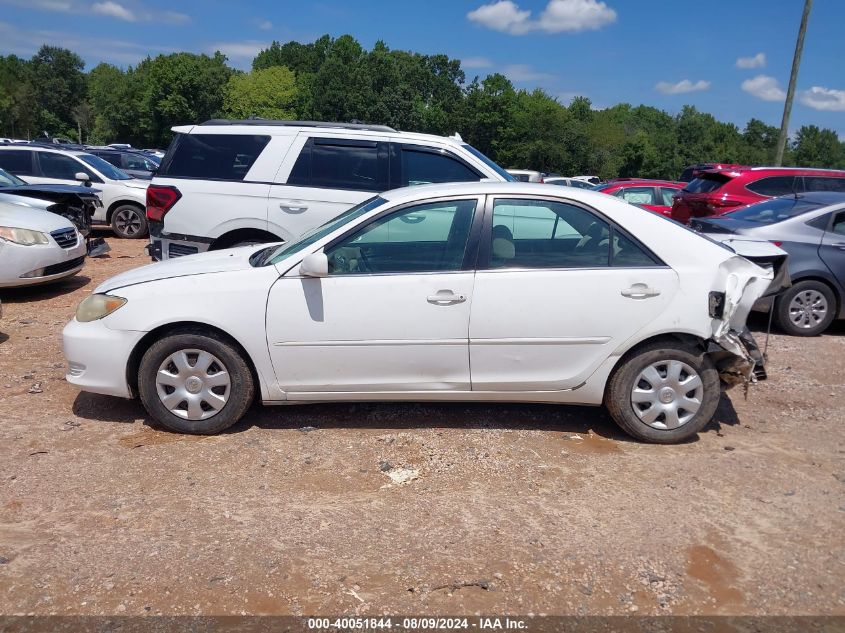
[0,235,843,617]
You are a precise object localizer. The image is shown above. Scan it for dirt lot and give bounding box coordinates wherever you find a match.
[0,234,843,618]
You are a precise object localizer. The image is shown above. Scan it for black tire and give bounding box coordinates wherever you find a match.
[110,204,148,239]
[773,280,836,337]
[137,330,255,434]
[605,341,720,444]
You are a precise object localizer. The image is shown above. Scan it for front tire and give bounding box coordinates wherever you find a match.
[605,342,720,444]
[111,204,148,239]
[138,330,255,434]
[773,280,836,336]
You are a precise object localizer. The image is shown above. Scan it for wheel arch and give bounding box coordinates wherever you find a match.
[125,321,261,400]
[106,199,144,223]
[209,228,283,251]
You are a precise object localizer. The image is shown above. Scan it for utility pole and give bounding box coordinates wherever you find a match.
[775,0,813,166]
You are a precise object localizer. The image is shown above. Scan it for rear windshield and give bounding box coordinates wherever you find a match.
[683,173,731,194]
[728,196,822,224]
[158,133,270,181]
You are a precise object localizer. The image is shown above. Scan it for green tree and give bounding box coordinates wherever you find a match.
[222,66,298,120]
[28,45,86,135]
[792,125,845,168]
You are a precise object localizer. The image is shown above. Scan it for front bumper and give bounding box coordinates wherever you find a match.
[0,235,87,288]
[63,318,146,398]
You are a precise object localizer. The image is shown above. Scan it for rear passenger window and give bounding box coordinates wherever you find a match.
[488,198,660,269]
[400,148,480,186]
[804,176,845,193]
[288,138,383,192]
[0,150,35,176]
[158,134,270,181]
[746,176,797,197]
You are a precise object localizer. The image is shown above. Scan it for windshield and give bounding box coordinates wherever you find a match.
[78,153,132,180]
[461,144,515,181]
[0,168,26,187]
[261,196,388,266]
[728,196,822,224]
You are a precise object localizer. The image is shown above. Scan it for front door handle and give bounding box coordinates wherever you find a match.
[279,202,308,213]
[427,290,467,304]
[621,283,660,299]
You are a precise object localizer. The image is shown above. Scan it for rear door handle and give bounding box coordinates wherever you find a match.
[831,242,845,250]
[621,284,660,299]
[427,291,467,304]
[279,202,308,213]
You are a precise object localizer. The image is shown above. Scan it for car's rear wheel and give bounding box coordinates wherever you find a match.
[111,204,148,239]
[605,342,720,444]
[138,330,254,434]
[774,280,836,336]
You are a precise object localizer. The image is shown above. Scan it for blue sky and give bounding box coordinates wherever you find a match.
[1,0,843,137]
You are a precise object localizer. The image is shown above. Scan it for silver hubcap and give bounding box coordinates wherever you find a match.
[788,290,827,330]
[115,208,142,236]
[155,349,231,421]
[631,360,703,430]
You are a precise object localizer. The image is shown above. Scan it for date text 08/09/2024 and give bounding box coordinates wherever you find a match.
[307,617,528,630]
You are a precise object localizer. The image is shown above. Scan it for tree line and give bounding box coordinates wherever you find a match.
[1,36,844,180]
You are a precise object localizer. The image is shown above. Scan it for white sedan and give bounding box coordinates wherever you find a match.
[0,198,87,287]
[62,183,785,443]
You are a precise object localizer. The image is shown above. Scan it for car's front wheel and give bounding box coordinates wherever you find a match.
[605,341,720,444]
[138,330,255,434]
[111,204,148,239]
[774,280,836,336]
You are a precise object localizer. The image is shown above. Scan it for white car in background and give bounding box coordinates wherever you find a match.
[506,169,544,183]
[545,177,595,189]
[0,198,86,287]
[63,182,786,444]
[0,146,149,239]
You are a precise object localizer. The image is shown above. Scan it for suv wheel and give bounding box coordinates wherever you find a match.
[138,330,254,434]
[111,204,148,239]
[606,342,720,444]
[774,280,836,336]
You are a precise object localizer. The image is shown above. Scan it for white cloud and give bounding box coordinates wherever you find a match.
[741,74,785,101]
[255,18,273,31]
[467,0,616,35]
[162,11,190,25]
[462,56,493,69]
[655,79,710,95]
[501,63,555,82]
[799,86,845,112]
[211,41,268,62]
[91,1,136,21]
[736,52,765,69]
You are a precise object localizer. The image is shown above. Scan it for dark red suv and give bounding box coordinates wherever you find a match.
[671,167,845,224]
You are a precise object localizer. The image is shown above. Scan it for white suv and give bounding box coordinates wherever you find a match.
[0,146,150,238]
[146,120,514,260]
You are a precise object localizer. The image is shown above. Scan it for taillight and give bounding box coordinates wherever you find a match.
[146,185,181,222]
[770,240,783,247]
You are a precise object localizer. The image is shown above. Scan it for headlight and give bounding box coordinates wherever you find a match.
[76,293,127,322]
[0,226,49,246]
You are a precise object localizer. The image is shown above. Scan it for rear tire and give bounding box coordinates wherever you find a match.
[111,204,148,239]
[773,280,836,336]
[137,330,254,434]
[605,341,720,444]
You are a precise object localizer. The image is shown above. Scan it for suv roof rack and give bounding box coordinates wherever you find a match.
[199,119,398,133]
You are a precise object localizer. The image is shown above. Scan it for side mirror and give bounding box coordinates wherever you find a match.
[75,172,91,186]
[299,252,328,277]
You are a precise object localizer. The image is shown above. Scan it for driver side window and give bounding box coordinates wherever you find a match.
[326,199,477,275]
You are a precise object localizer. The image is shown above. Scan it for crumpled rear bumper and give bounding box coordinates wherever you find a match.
[708,327,766,388]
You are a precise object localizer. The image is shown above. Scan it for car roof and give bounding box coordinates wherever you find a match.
[379,181,616,205]
[706,166,845,177]
[604,179,681,187]
[173,120,467,147]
